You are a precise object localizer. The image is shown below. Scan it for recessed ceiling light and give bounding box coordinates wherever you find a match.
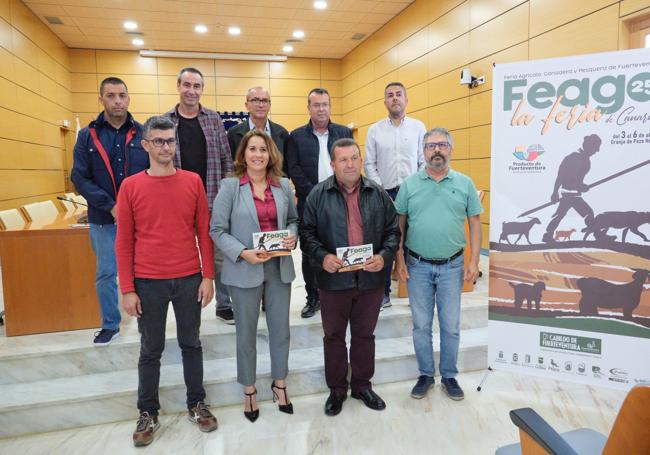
[228,26,241,36]
[282,44,294,53]
[313,1,327,10]
[123,21,137,30]
[132,38,144,46]
[293,30,305,39]
[194,24,208,34]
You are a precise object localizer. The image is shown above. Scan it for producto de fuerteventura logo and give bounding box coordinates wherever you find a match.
[513,144,545,161]
[509,144,547,173]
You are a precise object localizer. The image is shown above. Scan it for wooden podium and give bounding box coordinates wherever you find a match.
[0,211,100,336]
[397,191,486,297]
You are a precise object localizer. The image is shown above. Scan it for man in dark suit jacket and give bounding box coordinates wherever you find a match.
[286,87,353,318]
[227,86,289,174]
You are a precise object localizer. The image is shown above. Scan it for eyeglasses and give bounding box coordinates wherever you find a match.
[145,138,176,148]
[247,98,270,105]
[424,142,451,151]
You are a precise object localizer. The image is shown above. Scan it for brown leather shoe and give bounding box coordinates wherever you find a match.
[188,401,218,432]
[133,412,159,447]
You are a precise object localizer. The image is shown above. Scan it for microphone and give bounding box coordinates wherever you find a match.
[57,196,88,207]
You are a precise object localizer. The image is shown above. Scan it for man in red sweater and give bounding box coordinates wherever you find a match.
[116,115,218,447]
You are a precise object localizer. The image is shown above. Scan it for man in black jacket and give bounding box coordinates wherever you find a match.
[227,86,289,173]
[287,88,353,318]
[300,138,400,417]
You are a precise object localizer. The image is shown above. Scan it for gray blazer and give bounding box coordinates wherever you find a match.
[211,176,298,288]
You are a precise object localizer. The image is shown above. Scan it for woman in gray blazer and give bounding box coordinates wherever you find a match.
[210,130,298,422]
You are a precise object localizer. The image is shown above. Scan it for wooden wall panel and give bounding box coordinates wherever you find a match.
[428,2,470,50]
[469,2,529,62]
[529,5,620,60]
[469,0,526,28]
[620,0,650,16]
[530,0,618,36]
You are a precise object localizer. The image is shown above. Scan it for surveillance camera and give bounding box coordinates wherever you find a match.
[460,68,472,85]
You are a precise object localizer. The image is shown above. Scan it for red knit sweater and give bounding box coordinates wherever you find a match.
[116,169,214,294]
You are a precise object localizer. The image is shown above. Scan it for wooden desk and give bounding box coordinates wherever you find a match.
[0,211,100,336]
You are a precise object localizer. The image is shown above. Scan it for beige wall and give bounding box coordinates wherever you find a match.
[341,0,650,248]
[69,51,343,139]
[3,0,650,225]
[0,0,72,211]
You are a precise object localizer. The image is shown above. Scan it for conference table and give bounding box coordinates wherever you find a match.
[0,210,100,336]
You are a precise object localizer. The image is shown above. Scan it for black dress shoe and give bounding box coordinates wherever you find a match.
[324,392,346,416]
[301,299,320,319]
[351,389,386,411]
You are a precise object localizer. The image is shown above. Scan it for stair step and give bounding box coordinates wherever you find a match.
[0,302,487,385]
[0,328,487,438]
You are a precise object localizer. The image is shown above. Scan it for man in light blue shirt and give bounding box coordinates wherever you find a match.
[364,82,426,308]
[395,127,482,401]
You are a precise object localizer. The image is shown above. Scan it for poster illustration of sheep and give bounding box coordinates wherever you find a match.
[489,48,650,389]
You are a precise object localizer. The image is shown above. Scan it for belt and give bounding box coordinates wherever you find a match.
[408,248,463,265]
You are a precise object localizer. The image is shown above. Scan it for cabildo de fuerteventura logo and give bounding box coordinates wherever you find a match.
[509,144,547,173]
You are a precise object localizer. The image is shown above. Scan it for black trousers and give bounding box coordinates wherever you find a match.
[135,273,205,415]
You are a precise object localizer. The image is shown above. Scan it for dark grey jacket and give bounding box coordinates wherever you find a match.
[299,175,400,291]
[227,119,289,174]
[286,121,353,214]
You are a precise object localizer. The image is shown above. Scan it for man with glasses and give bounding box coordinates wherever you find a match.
[364,82,426,309]
[227,86,289,173]
[164,67,235,324]
[394,128,482,401]
[287,88,353,319]
[71,76,149,345]
[116,115,218,446]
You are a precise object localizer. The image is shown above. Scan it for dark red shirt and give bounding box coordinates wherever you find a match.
[240,173,279,232]
[338,179,364,246]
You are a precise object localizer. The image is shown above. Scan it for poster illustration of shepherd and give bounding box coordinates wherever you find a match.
[489,48,650,389]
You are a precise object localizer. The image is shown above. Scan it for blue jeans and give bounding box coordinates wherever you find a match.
[406,252,464,378]
[89,223,120,330]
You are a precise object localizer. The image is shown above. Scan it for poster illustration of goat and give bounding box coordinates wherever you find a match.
[252,230,292,257]
[489,49,650,390]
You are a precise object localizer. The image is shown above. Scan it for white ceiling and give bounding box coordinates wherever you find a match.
[24,0,413,59]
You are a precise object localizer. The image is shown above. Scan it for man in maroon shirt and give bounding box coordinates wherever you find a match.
[116,115,218,447]
[300,138,400,416]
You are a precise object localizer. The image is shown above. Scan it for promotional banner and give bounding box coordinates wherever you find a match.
[489,48,650,390]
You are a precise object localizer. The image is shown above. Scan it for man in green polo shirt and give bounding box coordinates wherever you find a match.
[394,127,482,401]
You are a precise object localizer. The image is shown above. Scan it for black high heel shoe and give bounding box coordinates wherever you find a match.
[244,389,259,422]
[271,381,294,414]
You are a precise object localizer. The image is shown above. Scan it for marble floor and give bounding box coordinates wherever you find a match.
[0,369,626,455]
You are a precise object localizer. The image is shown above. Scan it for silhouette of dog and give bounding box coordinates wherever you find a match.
[577,269,650,318]
[267,242,282,250]
[554,228,576,241]
[582,211,650,242]
[499,218,541,245]
[509,281,546,310]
